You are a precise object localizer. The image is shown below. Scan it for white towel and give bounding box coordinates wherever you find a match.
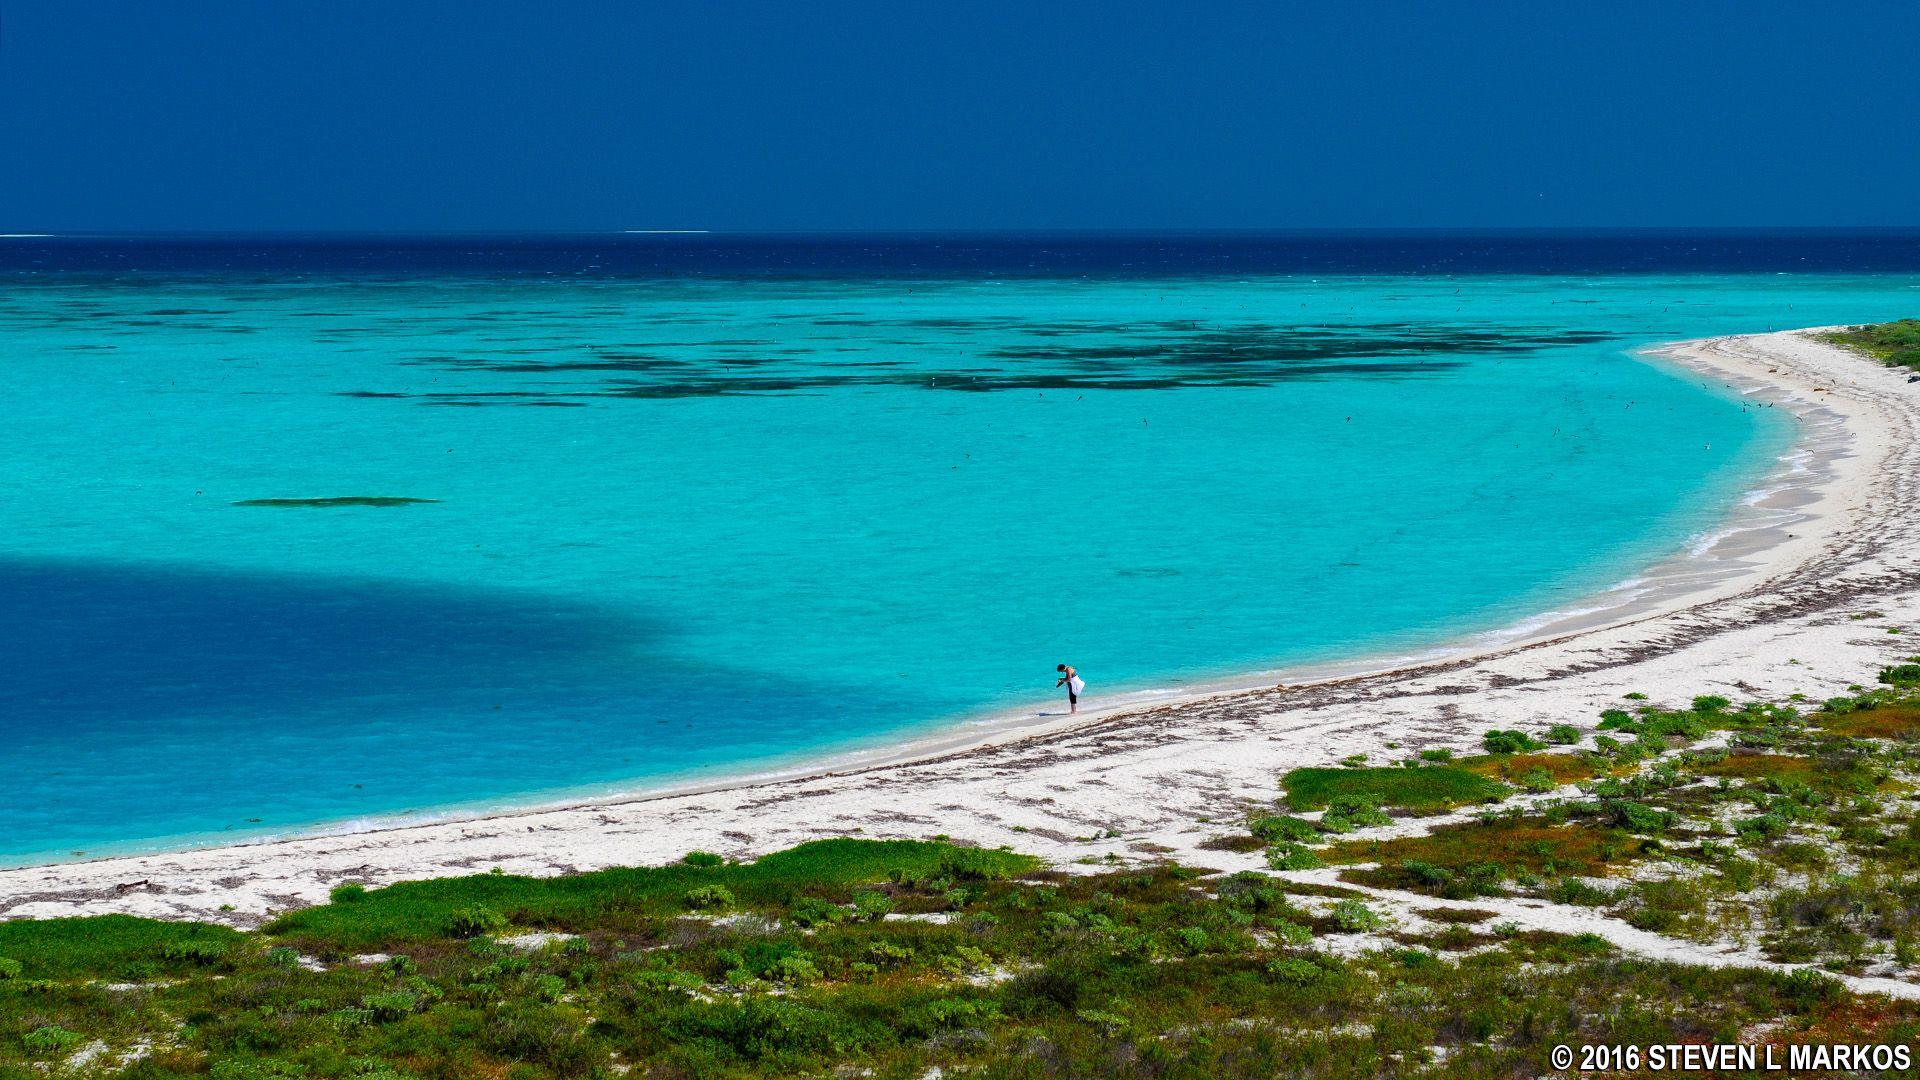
[1069,676,1085,695]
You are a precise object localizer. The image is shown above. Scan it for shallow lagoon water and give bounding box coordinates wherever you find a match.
[2,234,1918,863]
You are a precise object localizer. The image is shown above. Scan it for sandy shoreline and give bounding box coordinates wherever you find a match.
[4,326,1916,927]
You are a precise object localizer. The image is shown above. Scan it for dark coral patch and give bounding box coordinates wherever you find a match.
[234,497,439,508]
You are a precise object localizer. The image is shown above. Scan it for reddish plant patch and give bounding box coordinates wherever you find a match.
[1823,706,1920,741]
[1322,818,1639,878]
[1459,752,1598,785]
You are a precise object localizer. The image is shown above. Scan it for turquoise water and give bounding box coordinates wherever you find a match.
[3,248,1917,863]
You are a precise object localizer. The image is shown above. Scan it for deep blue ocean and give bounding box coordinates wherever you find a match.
[3,231,1918,864]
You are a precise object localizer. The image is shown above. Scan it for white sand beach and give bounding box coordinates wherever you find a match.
[4,326,1916,937]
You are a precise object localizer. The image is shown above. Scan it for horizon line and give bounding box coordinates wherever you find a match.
[4,225,1920,240]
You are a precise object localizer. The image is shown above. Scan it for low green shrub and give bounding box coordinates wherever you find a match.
[161,939,228,965]
[1778,967,1846,1005]
[851,889,893,921]
[682,885,735,911]
[1396,859,1504,899]
[1518,768,1559,794]
[1248,813,1318,842]
[1736,812,1792,840]
[909,996,1002,1035]
[445,905,508,937]
[788,896,847,927]
[1330,899,1385,932]
[1604,800,1678,834]
[1548,877,1612,906]
[1879,663,1920,687]
[1266,957,1324,984]
[1482,729,1546,754]
[1320,796,1392,832]
[362,990,422,1022]
[21,1025,81,1058]
[768,953,821,985]
[1216,871,1290,913]
[938,847,1011,882]
[1170,926,1210,954]
[1266,842,1324,871]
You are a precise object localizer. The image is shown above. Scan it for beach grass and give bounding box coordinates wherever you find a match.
[0,841,1899,1078]
[0,915,242,981]
[1278,764,1508,813]
[14,683,1920,1074]
[1819,319,1920,372]
[267,838,1036,953]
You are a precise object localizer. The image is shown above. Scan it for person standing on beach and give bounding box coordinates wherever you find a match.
[1055,663,1085,714]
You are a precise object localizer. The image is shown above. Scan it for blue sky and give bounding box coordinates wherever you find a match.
[1,0,1915,231]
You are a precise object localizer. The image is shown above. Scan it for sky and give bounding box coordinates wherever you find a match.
[0,0,1916,232]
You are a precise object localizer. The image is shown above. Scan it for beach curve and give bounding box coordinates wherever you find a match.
[3,326,1916,926]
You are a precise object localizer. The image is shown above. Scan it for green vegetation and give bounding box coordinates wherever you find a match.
[2,843,1909,1078]
[17,683,1920,1075]
[1278,765,1508,813]
[1826,701,1920,740]
[1819,318,1920,372]
[1317,796,1392,833]
[1691,752,1824,786]
[1323,685,1920,972]
[1327,816,1638,893]
[1458,751,1598,787]
[1479,729,1545,754]
[268,840,1033,952]
[1246,813,1317,843]
[0,916,243,981]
